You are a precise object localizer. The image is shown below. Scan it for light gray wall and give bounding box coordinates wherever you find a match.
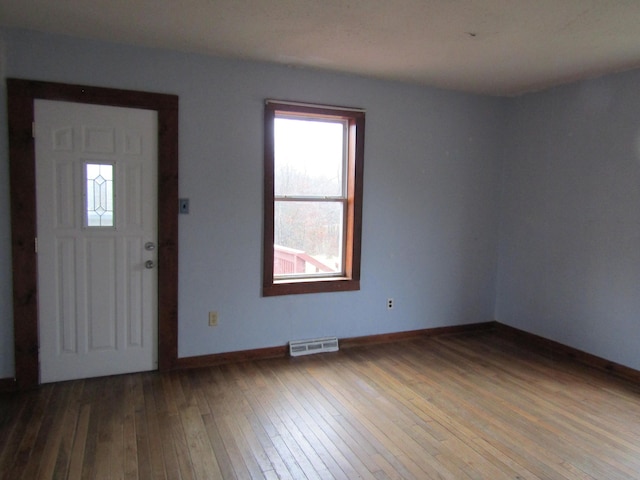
[496,70,640,370]
[0,28,504,378]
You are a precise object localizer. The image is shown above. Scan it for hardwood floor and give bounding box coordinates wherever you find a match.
[2,330,640,479]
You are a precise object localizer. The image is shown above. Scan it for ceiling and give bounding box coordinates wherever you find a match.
[2,0,640,96]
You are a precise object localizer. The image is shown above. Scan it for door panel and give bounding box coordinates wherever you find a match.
[35,100,158,383]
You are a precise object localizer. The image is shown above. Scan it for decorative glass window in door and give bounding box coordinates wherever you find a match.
[85,163,114,227]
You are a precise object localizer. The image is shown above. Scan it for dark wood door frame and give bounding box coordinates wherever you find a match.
[7,79,179,389]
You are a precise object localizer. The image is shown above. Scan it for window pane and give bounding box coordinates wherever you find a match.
[86,163,114,227]
[274,201,343,276]
[274,117,344,197]
[264,101,364,296]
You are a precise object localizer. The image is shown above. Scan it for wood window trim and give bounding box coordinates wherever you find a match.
[263,101,365,296]
[7,79,179,389]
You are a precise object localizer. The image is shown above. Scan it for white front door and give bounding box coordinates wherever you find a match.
[35,100,158,383]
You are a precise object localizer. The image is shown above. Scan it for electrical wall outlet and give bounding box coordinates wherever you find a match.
[387,298,394,310]
[208,311,218,326]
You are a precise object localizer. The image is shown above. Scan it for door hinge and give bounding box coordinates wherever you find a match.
[32,122,36,139]
[35,237,38,253]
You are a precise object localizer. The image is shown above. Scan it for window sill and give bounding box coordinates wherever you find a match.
[263,277,360,296]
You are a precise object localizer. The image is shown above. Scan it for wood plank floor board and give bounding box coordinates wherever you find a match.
[122,375,140,480]
[180,405,224,479]
[305,360,446,477]
[422,338,636,480]
[156,413,183,480]
[276,369,370,478]
[248,369,339,479]
[220,372,278,476]
[94,375,118,480]
[222,413,266,479]
[202,413,238,480]
[410,360,597,479]
[271,371,375,479]
[2,331,640,479]
[150,374,187,480]
[436,335,640,475]
[204,367,263,478]
[211,414,253,480]
[79,380,104,480]
[244,408,309,480]
[238,412,294,480]
[215,370,274,479]
[2,385,53,479]
[279,364,385,476]
[243,363,326,479]
[67,403,91,480]
[307,360,469,480]
[23,382,72,480]
[345,343,591,480]
[461,335,640,437]
[291,385,388,478]
[141,374,168,480]
[349,361,522,480]
[132,396,153,480]
[109,375,127,480]
[256,362,352,479]
[303,373,419,480]
[51,380,84,478]
[0,394,29,478]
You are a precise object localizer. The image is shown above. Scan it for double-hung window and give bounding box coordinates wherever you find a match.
[263,101,365,296]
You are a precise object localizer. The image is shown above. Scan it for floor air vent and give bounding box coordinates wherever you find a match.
[289,337,339,357]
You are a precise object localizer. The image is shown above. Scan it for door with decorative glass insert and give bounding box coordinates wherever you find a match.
[35,100,158,383]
